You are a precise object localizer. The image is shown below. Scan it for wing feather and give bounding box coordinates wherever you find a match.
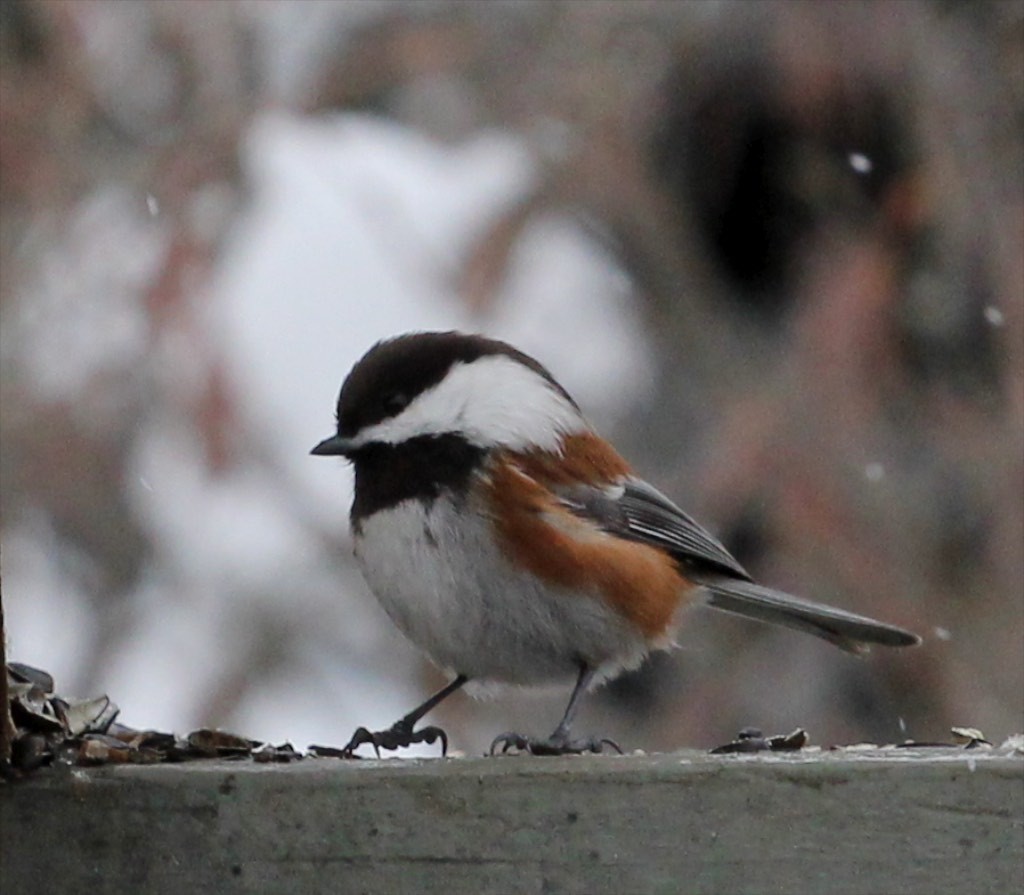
[554,476,920,651]
[557,477,750,580]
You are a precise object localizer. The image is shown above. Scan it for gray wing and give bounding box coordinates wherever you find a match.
[558,477,751,580]
[558,477,920,652]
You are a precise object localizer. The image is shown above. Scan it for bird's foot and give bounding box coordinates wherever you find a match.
[489,731,622,756]
[340,719,449,758]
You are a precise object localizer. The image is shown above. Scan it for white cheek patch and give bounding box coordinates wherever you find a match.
[351,355,586,451]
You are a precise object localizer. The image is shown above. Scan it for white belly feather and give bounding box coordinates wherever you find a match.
[353,495,649,684]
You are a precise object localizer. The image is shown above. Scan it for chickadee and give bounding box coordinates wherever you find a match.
[313,332,919,756]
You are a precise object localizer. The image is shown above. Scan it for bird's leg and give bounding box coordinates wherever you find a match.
[342,674,468,757]
[490,665,622,756]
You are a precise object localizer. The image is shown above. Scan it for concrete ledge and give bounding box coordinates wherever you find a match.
[3,748,1022,895]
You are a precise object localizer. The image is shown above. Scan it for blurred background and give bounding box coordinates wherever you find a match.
[1,0,1021,755]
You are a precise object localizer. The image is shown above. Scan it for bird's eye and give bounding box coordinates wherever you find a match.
[383,392,409,415]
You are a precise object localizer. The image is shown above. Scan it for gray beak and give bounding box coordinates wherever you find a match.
[310,434,353,457]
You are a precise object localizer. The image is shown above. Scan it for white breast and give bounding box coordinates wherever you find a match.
[352,493,649,685]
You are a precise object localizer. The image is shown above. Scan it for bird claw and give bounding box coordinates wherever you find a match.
[341,721,449,758]
[489,731,622,756]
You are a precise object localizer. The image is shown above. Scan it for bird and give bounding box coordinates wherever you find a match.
[312,331,920,756]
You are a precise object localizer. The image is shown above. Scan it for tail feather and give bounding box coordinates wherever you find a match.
[696,578,921,654]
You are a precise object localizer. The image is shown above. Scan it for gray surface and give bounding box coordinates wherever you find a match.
[2,748,1022,895]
